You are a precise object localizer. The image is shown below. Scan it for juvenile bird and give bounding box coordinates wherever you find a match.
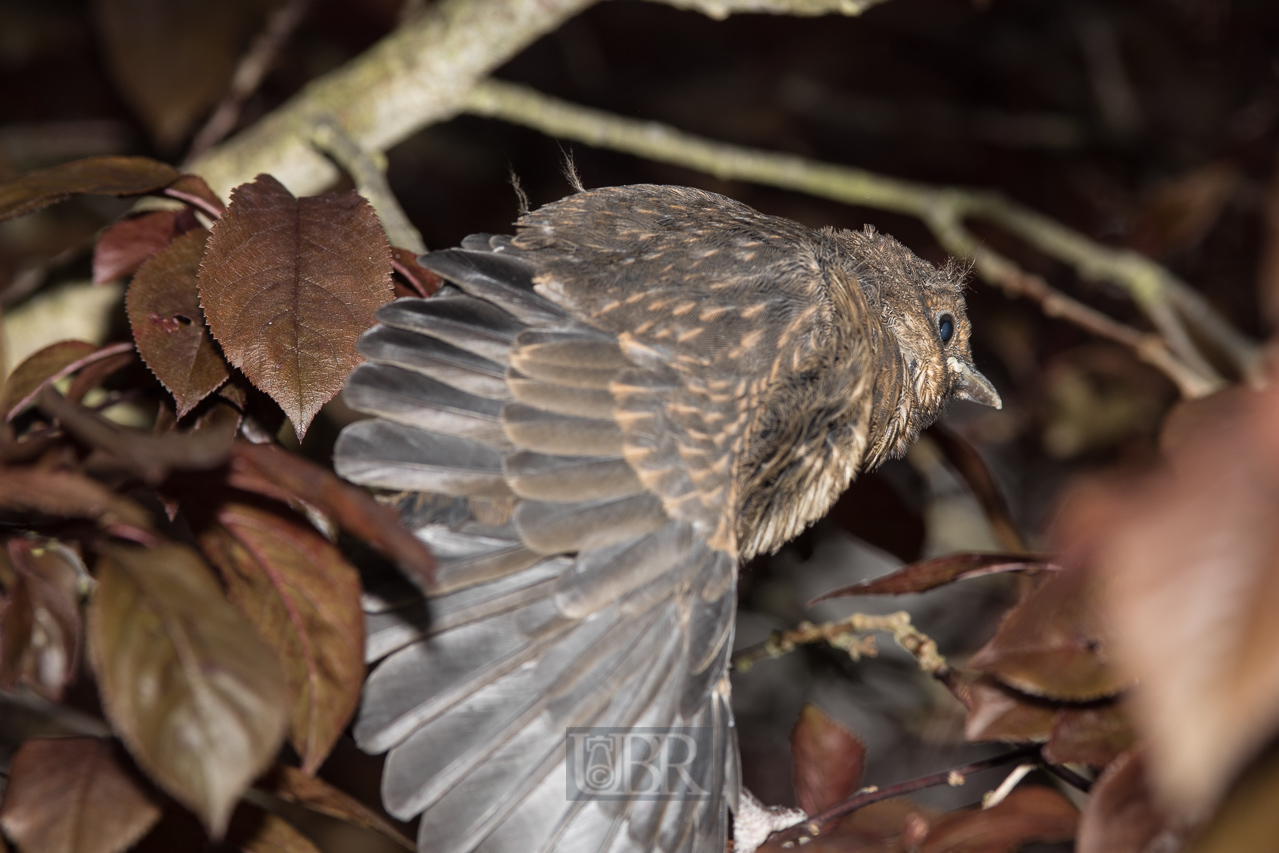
[334,184,1000,853]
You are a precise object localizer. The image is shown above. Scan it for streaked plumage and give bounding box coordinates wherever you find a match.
[335,184,1000,853]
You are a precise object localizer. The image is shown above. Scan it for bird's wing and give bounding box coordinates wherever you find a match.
[511,184,846,558]
[336,239,747,853]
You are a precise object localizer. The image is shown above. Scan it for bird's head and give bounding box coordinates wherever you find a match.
[838,225,1001,431]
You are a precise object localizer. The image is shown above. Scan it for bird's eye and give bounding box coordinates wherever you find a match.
[938,313,955,344]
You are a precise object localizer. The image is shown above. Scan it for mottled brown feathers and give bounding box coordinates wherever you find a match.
[336,183,999,853]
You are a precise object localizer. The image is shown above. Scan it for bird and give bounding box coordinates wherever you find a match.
[333,183,1001,853]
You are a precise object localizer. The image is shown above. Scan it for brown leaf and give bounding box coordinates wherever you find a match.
[0,467,152,529]
[928,425,1026,552]
[791,704,866,816]
[258,765,415,851]
[967,568,1127,702]
[126,228,230,416]
[94,208,199,284]
[164,174,226,218]
[1077,749,1187,853]
[38,386,235,485]
[198,501,364,774]
[229,442,434,588]
[0,539,83,700]
[0,737,162,853]
[91,0,261,148]
[197,175,393,438]
[1045,703,1135,768]
[87,542,289,836]
[226,805,322,853]
[1,340,99,421]
[919,786,1078,853]
[1061,383,1279,817]
[391,246,442,298]
[963,676,1056,744]
[0,156,179,222]
[812,553,1052,603]
[1127,161,1239,258]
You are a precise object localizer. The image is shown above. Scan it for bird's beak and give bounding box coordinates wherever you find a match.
[947,356,1002,409]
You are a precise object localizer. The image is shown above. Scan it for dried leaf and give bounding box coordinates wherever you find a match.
[198,502,364,774]
[0,539,82,699]
[928,425,1026,552]
[0,156,179,222]
[0,737,162,853]
[126,228,229,416]
[1062,384,1279,817]
[164,174,226,217]
[1127,161,1239,258]
[963,676,1055,744]
[229,442,434,588]
[1077,749,1186,853]
[92,0,261,148]
[198,175,393,438]
[94,208,198,284]
[813,553,1051,603]
[87,542,289,836]
[226,805,322,853]
[38,387,235,485]
[791,704,866,815]
[1,340,99,421]
[259,765,415,850]
[967,568,1127,702]
[919,786,1077,853]
[1045,703,1135,768]
[391,246,442,298]
[0,467,152,529]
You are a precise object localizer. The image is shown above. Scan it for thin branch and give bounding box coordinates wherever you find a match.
[462,79,1255,395]
[187,0,599,199]
[660,0,890,20]
[766,744,1043,847]
[186,0,315,161]
[732,610,947,675]
[311,117,426,253]
[187,0,895,201]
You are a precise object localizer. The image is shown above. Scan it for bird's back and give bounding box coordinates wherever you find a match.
[335,184,987,853]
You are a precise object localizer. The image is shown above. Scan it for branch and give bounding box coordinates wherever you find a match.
[188,0,897,200]
[185,0,315,161]
[766,744,1043,847]
[462,79,1256,395]
[661,0,890,20]
[732,610,947,675]
[187,0,599,199]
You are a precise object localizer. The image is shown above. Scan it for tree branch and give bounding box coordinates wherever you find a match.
[462,79,1255,395]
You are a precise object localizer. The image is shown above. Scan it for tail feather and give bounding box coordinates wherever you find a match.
[358,325,510,400]
[340,234,741,853]
[419,249,570,326]
[334,420,507,495]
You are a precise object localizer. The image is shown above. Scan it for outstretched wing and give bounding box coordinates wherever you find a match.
[337,237,743,853]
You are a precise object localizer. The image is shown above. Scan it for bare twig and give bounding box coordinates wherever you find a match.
[187,0,898,202]
[186,0,315,161]
[766,744,1043,847]
[732,610,947,675]
[462,79,1257,395]
[660,0,890,20]
[311,118,426,253]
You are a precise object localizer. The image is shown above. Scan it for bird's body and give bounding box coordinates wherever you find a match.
[335,185,999,853]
